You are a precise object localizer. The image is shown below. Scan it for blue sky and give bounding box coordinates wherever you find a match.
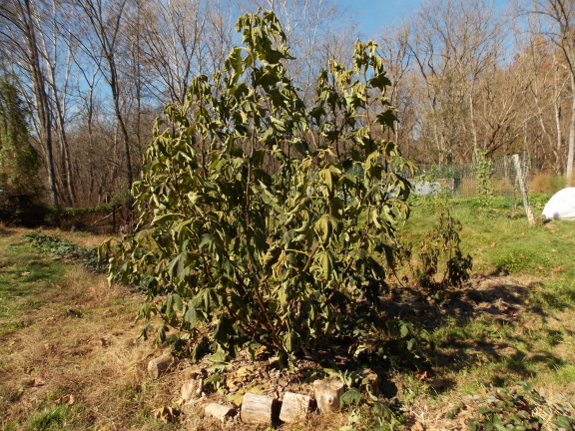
[337,0,424,36]
[337,0,510,37]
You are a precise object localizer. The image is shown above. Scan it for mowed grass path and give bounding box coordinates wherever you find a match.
[0,229,65,334]
[0,227,187,431]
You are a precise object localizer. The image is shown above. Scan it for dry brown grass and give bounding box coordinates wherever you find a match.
[0,229,351,430]
[529,173,567,194]
[0,231,180,429]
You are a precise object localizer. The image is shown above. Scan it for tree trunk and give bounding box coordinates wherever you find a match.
[554,58,563,159]
[567,73,575,183]
[22,0,58,206]
[108,60,133,200]
[469,90,479,162]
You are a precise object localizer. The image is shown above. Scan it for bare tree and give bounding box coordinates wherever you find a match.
[33,0,79,205]
[72,0,134,200]
[0,0,58,205]
[406,0,507,164]
[138,0,209,105]
[520,0,575,180]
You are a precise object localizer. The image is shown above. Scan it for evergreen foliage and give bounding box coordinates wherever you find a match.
[0,76,40,196]
[106,11,416,364]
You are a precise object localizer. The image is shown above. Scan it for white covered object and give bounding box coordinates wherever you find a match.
[543,187,575,220]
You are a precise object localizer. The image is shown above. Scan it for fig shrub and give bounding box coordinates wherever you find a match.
[105,11,418,365]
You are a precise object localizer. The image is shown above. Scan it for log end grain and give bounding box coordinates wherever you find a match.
[313,377,345,414]
[147,354,173,379]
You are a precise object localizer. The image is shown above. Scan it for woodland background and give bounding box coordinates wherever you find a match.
[1,0,575,208]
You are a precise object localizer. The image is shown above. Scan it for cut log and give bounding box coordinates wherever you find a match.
[181,379,202,401]
[205,403,235,422]
[241,393,277,426]
[313,377,345,414]
[147,354,173,379]
[279,392,311,423]
[358,369,379,397]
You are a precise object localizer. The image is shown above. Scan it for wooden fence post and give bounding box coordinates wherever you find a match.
[513,154,536,227]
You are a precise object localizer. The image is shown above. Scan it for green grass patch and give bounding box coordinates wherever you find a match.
[28,406,69,431]
[0,236,66,334]
[402,195,575,284]
[394,195,575,417]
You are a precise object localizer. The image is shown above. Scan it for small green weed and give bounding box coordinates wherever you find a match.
[28,406,69,430]
[394,211,472,290]
[475,150,494,207]
[447,382,575,431]
[341,402,404,431]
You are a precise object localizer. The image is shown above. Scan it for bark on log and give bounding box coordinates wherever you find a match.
[205,403,235,422]
[241,393,277,425]
[313,377,345,414]
[147,354,172,379]
[279,392,311,423]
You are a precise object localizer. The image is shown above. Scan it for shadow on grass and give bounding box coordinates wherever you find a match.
[377,274,573,383]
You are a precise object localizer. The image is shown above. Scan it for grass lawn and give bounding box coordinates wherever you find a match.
[0,194,574,430]
[394,195,575,428]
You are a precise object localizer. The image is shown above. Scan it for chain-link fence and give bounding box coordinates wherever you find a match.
[412,153,531,198]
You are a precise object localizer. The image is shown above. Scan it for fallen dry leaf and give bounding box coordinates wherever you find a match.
[411,422,425,431]
[551,249,557,253]
[20,271,30,277]
[490,242,496,248]
[538,266,544,270]
[26,378,45,387]
[553,267,564,273]
[152,406,180,424]
[521,232,526,236]
[58,394,75,406]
